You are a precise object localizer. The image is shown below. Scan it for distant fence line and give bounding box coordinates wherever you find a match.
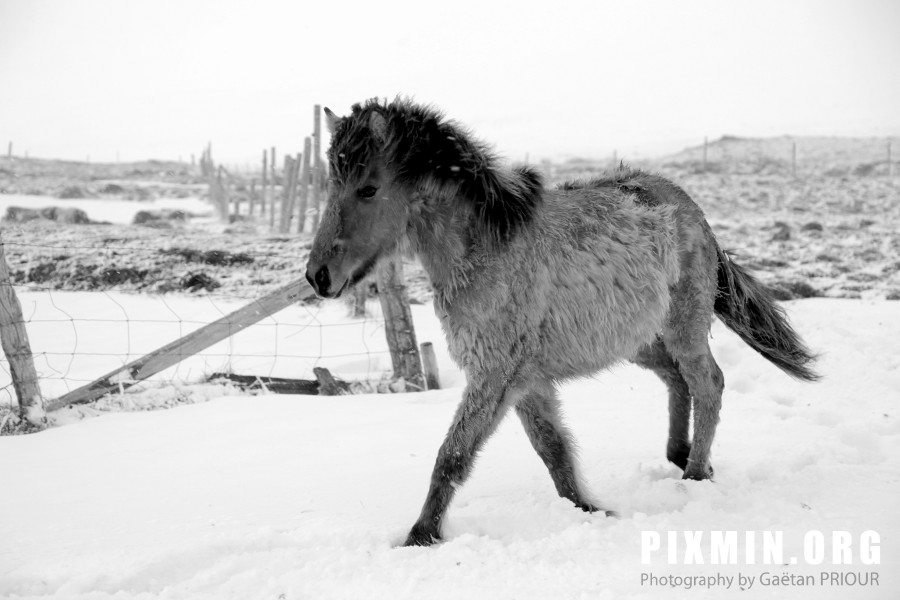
[198,105,328,234]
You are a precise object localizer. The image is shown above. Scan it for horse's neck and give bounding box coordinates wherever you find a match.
[408,195,482,298]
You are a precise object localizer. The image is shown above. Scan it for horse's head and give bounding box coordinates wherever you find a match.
[306,106,409,298]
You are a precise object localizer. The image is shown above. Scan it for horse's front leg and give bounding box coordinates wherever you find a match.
[403,376,511,547]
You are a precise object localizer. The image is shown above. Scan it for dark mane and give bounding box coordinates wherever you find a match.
[329,98,543,239]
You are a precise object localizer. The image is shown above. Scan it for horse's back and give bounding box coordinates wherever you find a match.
[509,171,691,377]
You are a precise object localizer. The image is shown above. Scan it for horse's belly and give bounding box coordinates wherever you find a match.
[535,256,672,378]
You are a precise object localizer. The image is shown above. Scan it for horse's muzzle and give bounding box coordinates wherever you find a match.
[306,264,348,298]
[306,265,330,297]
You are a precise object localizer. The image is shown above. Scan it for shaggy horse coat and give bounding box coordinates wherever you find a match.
[306,98,818,547]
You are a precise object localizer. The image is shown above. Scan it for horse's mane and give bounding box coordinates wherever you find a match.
[329,98,543,239]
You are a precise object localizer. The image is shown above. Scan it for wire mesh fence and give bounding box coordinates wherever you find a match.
[0,237,396,407]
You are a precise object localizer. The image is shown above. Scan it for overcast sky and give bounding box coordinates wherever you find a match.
[1,0,898,165]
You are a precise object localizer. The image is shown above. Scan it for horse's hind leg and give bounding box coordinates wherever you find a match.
[514,380,604,513]
[663,337,724,481]
[632,338,693,471]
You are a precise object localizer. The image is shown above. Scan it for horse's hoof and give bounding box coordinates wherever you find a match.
[667,440,691,470]
[575,501,617,518]
[682,464,715,481]
[401,526,441,547]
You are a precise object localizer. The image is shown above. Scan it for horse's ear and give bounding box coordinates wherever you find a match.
[369,111,388,144]
[324,107,343,134]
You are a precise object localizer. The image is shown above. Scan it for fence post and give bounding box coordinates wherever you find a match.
[311,105,323,232]
[889,141,894,179]
[0,233,44,424]
[792,141,797,178]
[260,149,268,218]
[296,137,312,233]
[702,136,708,172]
[6,141,11,158]
[420,342,440,390]
[375,259,424,390]
[280,155,299,233]
[269,146,277,229]
[213,165,229,221]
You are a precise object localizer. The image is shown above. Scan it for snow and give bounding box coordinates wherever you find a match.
[0,193,214,225]
[0,292,463,405]
[1,298,898,599]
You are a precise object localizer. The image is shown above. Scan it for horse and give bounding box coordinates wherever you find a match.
[305,98,818,547]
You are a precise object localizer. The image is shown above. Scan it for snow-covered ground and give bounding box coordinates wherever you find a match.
[0,292,424,404]
[1,297,898,599]
[0,193,214,225]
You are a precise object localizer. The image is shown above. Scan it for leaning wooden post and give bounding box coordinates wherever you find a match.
[420,342,440,390]
[375,259,424,390]
[311,105,323,232]
[296,137,312,233]
[0,233,44,424]
[45,277,315,411]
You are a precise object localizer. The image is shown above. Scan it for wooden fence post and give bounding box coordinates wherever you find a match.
[792,141,797,178]
[296,137,312,233]
[280,155,300,233]
[0,233,44,424]
[702,136,708,172]
[260,149,268,218]
[889,141,894,179]
[311,105,323,232]
[269,146,277,229]
[420,342,440,390]
[375,259,424,390]
[6,141,11,158]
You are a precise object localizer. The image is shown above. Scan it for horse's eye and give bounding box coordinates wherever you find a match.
[357,186,378,200]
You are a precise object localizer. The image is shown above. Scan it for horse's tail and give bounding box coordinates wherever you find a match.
[713,246,820,381]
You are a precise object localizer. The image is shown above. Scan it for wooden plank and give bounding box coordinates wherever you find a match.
[0,232,44,423]
[208,372,319,395]
[45,277,317,412]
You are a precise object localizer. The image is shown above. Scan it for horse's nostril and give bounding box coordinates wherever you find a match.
[314,265,331,294]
